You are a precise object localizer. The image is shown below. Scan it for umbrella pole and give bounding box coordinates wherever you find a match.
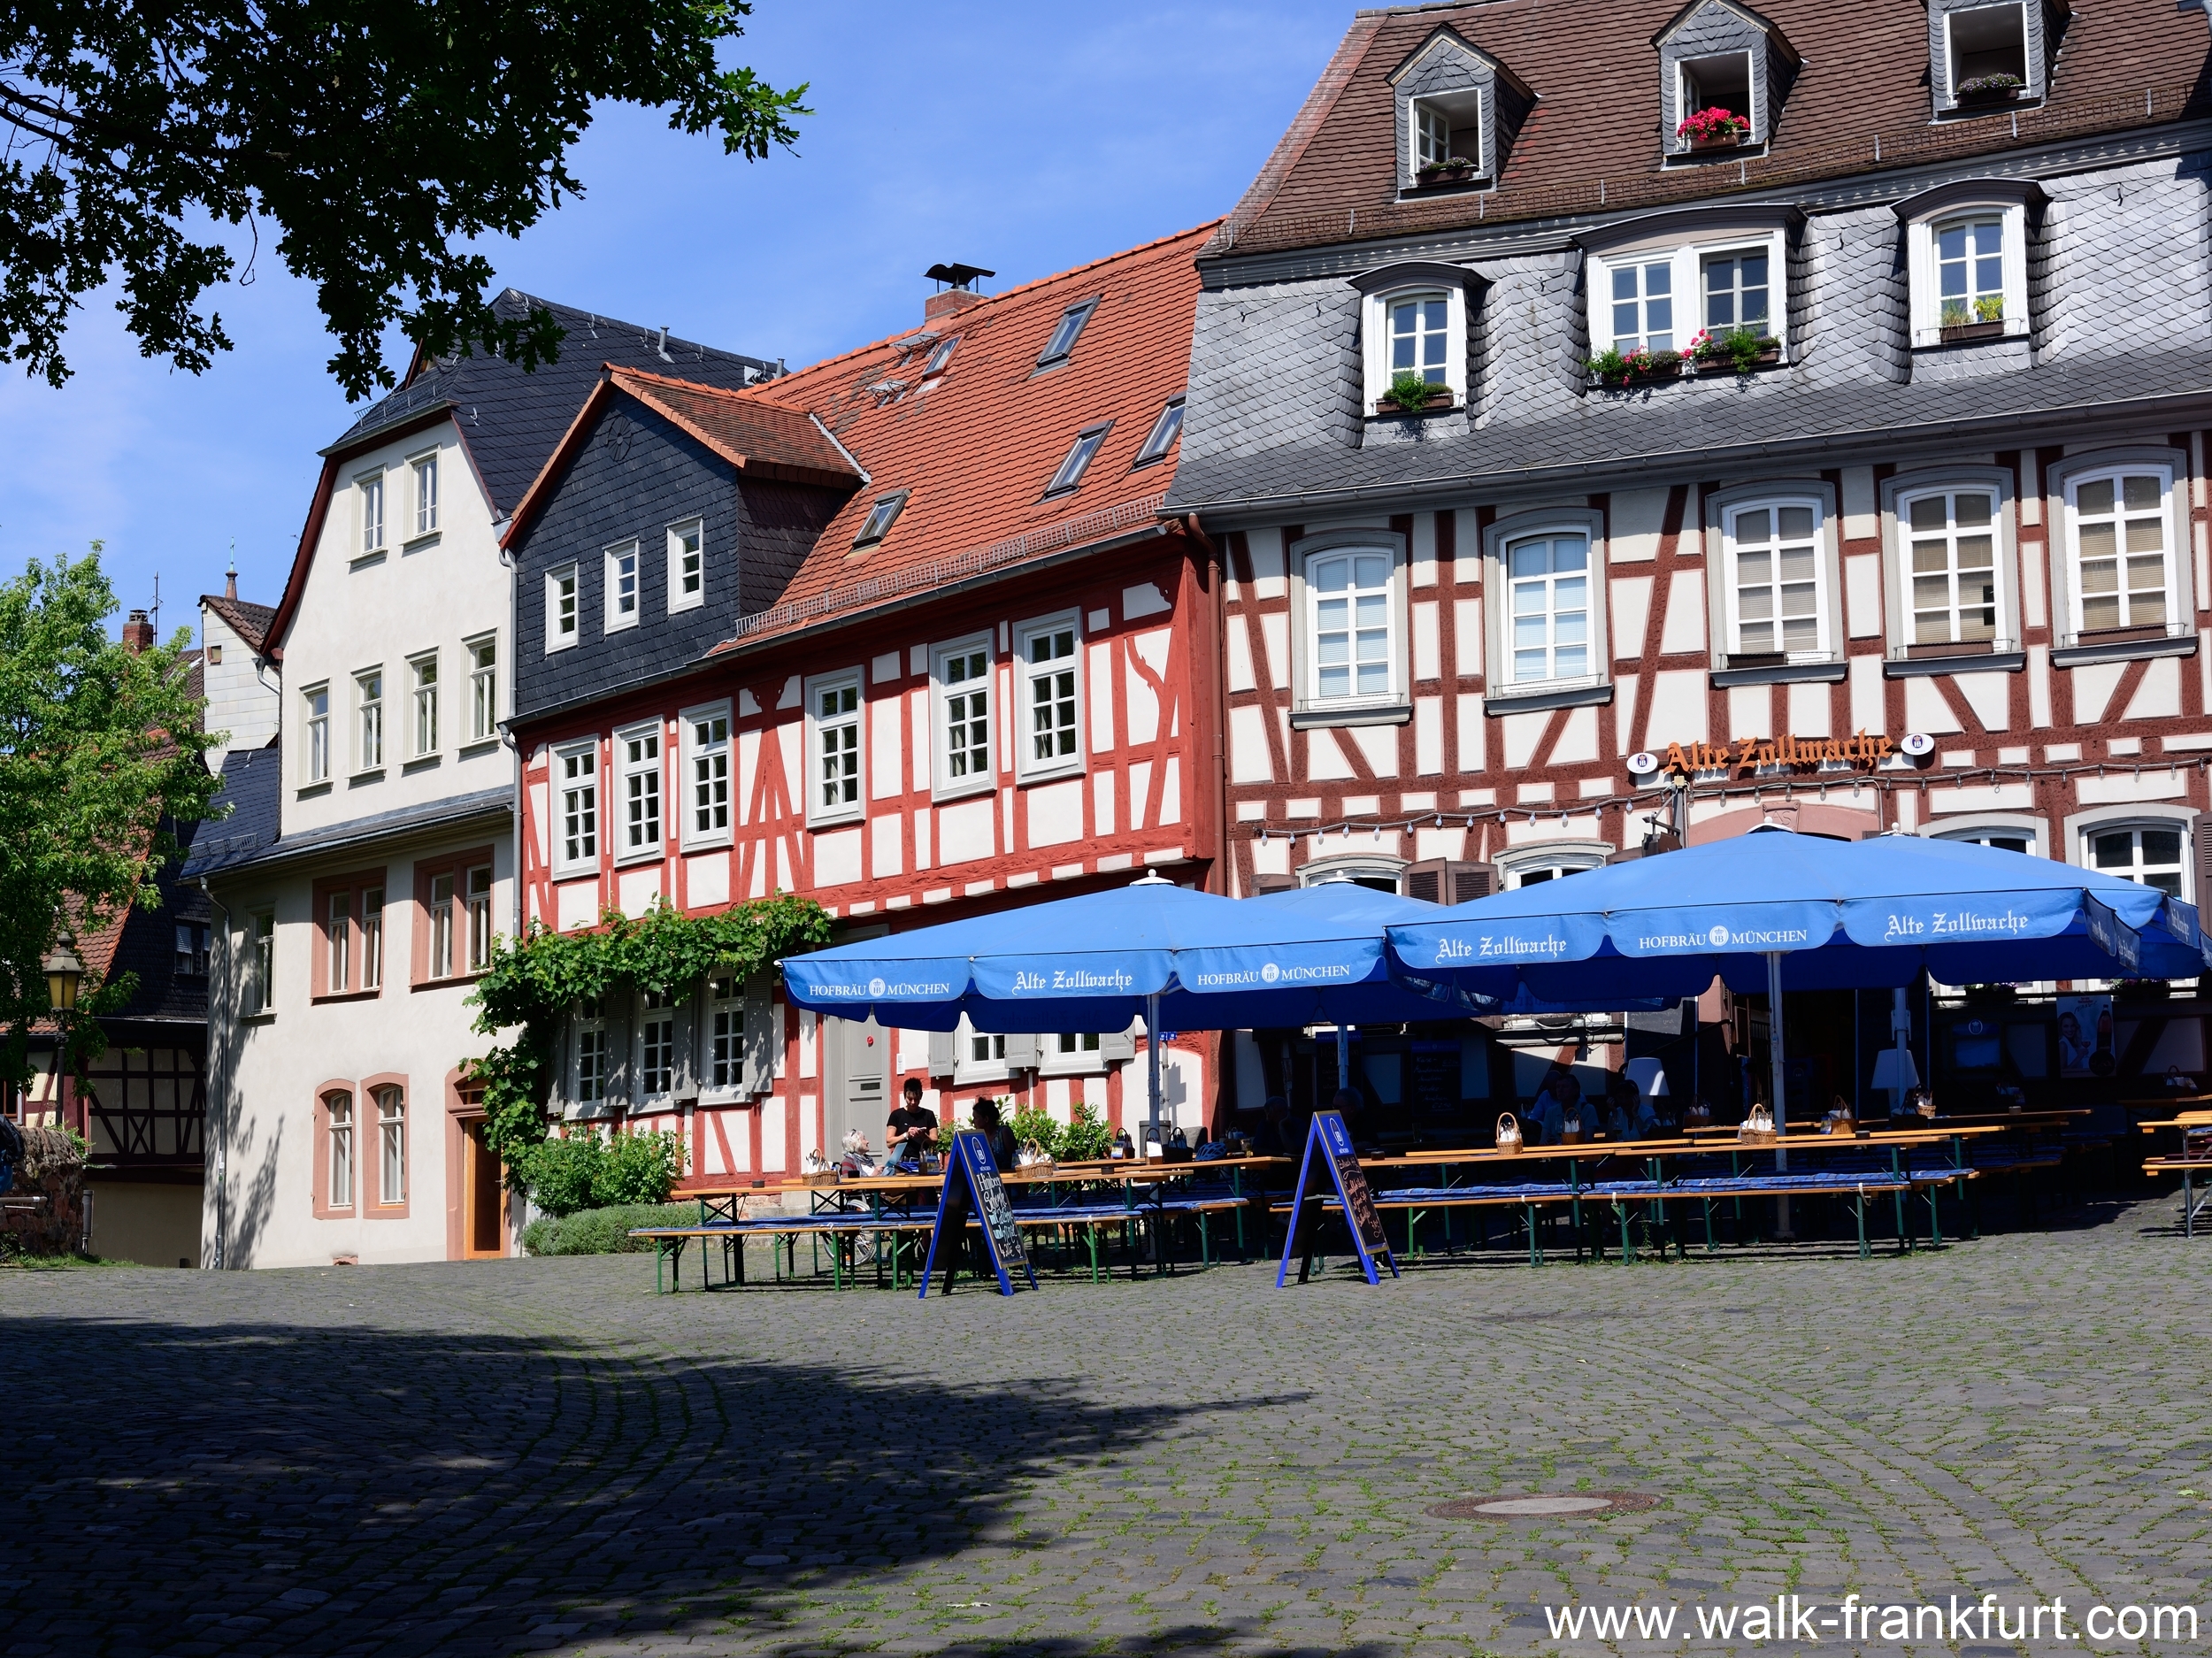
[1767,951,1793,1240]
[1147,992,1163,1148]
[1336,1024,1350,1094]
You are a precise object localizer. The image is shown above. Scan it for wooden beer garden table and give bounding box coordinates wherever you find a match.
[2136,1105,2212,1236]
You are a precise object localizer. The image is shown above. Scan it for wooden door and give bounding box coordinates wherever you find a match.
[464,1120,505,1257]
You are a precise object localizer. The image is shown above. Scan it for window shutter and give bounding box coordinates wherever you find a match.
[926,1026,956,1076]
[740,976,775,1095]
[1249,873,1297,895]
[1003,1032,1040,1070]
[2194,813,2212,905]
[1402,859,1494,904]
[1099,1021,1138,1063]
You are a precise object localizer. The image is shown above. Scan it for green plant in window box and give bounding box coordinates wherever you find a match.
[1687,327,1779,374]
[1586,345,1683,389]
[1973,294,2005,324]
[1417,155,1479,184]
[1955,73,2024,103]
[1380,368,1450,412]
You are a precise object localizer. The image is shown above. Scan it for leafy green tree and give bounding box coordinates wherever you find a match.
[1,2,807,395]
[0,549,219,1093]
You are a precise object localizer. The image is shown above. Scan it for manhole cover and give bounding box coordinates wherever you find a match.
[1426,1492,1661,1520]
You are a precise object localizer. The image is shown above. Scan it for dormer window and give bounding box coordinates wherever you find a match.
[1927,0,2055,114]
[1654,0,1799,160]
[1388,27,1531,195]
[1894,179,2039,348]
[1577,203,1797,373]
[1350,262,1484,416]
[853,491,909,549]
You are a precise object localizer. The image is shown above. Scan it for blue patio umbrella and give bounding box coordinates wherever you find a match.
[1387,825,2210,1130]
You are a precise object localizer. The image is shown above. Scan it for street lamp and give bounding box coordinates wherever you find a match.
[43,931,83,1013]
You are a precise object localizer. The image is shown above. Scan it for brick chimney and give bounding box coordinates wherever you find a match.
[121,610,154,654]
[925,288,986,327]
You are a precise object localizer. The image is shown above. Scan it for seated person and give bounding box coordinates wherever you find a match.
[972,1098,1018,1173]
[1629,1082,1663,1140]
[880,1078,939,1169]
[1603,1075,1638,1141]
[1255,1095,1298,1156]
[1527,1075,1575,1145]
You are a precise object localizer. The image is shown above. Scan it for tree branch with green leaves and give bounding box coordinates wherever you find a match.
[1,1,808,396]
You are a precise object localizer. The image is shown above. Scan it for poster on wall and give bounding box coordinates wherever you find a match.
[2056,994,2116,1078]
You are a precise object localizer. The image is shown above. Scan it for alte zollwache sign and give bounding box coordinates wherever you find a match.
[1628,731,1924,782]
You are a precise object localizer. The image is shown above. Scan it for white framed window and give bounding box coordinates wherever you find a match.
[2087,823,2187,900]
[639,987,677,1099]
[1039,1031,1107,1077]
[1673,50,1755,146]
[1933,820,2041,856]
[408,650,439,757]
[681,703,732,846]
[1506,533,1592,683]
[1701,249,1770,335]
[1301,856,1407,893]
[429,871,457,979]
[1289,531,1409,717]
[954,1016,1010,1084]
[1044,424,1111,497]
[1497,844,1609,888]
[1415,102,1451,169]
[357,471,386,556]
[667,519,704,613]
[376,1084,406,1204]
[303,684,330,784]
[1900,189,2030,346]
[1901,487,2000,649]
[1016,615,1082,779]
[617,723,663,858]
[410,450,439,539]
[2067,470,2173,638]
[465,864,493,971]
[1402,83,1486,185]
[806,672,864,825]
[1943,3,2030,101]
[355,667,384,771]
[1133,396,1185,468]
[361,887,384,990]
[556,739,599,874]
[707,976,743,1091]
[327,891,351,992]
[1354,266,1472,411]
[1722,498,1829,660]
[547,564,579,651]
[465,634,497,742]
[326,1092,354,1209]
[573,1002,608,1104]
[1609,260,1675,352]
[605,541,641,633]
[249,910,274,1014]
[932,639,995,797]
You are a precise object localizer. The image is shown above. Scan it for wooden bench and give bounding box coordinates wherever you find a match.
[2140,1155,2212,1237]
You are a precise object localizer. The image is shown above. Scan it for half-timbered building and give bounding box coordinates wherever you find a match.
[1167,0,2212,1122]
[504,226,1225,1183]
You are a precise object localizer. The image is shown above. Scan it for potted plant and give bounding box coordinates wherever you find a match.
[1955,72,2024,106]
[1416,155,1480,187]
[1939,293,2006,343]
[1687,326,1782,374]
[1676,106,1749,152]
[1378,368,1454,414]
[1586,345,1683,389]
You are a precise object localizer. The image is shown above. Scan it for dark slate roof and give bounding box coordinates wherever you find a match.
[199,594,278,652]
[327,290,782,518]
[180,744,283,879]
[1166,344,2212,518]
[204,785,511,879]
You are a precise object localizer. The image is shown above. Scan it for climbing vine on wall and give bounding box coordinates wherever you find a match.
[463,894,834,1178]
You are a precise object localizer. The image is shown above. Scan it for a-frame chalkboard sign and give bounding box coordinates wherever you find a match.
[1276,1109,1398,1287]
[918,1131,1038,1298]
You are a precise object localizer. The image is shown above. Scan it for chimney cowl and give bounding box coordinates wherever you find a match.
[122,610,154,654]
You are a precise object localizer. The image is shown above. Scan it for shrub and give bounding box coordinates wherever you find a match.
[1009,1103,1064,1160]
[1385,368,1440,409]
[513,1127,687,1216]
[520,1201,701,1256]
[597,1128,687,1206]
[1061,1101,1114,1162]
[517,1133,605,1217]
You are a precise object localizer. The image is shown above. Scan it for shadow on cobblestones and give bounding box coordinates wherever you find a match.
[2,1299,1302,1656]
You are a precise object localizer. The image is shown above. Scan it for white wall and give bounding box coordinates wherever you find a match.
[199,602,280,769]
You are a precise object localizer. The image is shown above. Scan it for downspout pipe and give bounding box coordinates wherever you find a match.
[198,876,229,1270]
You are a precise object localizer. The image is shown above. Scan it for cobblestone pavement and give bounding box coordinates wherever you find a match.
[4,1194,2210,1658]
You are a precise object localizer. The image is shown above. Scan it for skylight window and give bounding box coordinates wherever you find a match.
[1133,396,1185,468]
[853,491,909,549]
[1036,300,1099,368]
[925,334,960,375]
[1045,424,1112,497]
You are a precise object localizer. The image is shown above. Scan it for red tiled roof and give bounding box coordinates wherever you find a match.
[1213,0,2211,257]
[197,595,277,653]
[700,221,1219,652]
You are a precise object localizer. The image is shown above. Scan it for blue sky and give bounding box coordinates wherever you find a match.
[0,3,1349,639]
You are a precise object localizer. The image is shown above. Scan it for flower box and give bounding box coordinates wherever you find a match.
[1376,388,1456,415]
[1955,78,2024,106]
[1938,319,2006,344]
[1416,161,1481,187]
[1588,349,1683,389]
[1686,132,1747,153]
[1693,342,1782,374]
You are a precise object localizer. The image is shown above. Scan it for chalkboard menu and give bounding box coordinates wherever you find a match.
[1410,1040,1458,1117]
[918,1131,1035,1298]
[1275,1109,1398,1288]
